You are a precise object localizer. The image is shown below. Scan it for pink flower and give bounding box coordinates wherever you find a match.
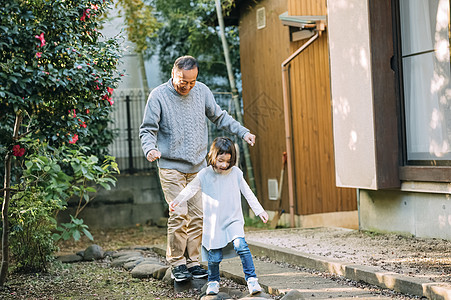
[35,33,45,47]
[12,145,25,157]
[95,85,100,90]
[36,52,42,58]
[91,4,99,10]
[77,65,82,69]
[69,134,79,144]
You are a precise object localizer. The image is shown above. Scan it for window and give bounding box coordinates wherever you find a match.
[398,0,451,165]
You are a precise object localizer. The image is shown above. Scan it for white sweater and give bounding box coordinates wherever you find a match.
[173,166,265,253]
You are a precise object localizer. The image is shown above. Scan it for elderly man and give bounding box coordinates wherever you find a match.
[139,56,255,282]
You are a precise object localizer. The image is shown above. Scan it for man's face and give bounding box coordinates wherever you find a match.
[172,67,198,96]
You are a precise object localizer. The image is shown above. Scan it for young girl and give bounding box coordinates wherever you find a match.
[170,137,269,295]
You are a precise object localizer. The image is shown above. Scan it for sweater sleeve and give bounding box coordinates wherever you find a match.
[139,91,161,157]
[204,87,249,139]
[239,174,265,217]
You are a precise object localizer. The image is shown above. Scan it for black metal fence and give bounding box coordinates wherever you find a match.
[108,89,240,174]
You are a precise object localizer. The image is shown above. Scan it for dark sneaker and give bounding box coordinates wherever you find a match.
[171,265,193,282]
[188,265,208,278]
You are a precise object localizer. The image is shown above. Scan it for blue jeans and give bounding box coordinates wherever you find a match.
[207,237,257,282]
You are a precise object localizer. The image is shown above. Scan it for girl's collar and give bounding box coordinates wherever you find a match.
[211,165,233,175]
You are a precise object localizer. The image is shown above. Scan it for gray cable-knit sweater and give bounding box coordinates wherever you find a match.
[139,79,250,174]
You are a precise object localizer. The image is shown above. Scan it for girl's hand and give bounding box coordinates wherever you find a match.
[169,201,178,212]
[259,211,269,223]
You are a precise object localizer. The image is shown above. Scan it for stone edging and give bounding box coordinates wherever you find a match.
[247,240,451,300]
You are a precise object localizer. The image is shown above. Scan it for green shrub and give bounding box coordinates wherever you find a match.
[9,189,59,273]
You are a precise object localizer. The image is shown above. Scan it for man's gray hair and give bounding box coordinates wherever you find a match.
[173,56,199,71]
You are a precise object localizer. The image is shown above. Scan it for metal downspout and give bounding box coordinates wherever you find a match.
[281,31,320,228]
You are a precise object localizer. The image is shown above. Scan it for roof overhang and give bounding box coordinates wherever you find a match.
[279,12,327,42]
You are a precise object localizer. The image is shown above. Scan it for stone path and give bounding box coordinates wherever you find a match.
[58,243,431,299]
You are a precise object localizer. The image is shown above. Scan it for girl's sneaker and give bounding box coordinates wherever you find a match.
[206,281,220,295]
[247,277,262,295]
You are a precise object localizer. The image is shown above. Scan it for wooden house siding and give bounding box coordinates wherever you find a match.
[239,0,357,216]
[239,0,291,212]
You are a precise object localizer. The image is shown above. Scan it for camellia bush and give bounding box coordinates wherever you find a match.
[0,0,123,284]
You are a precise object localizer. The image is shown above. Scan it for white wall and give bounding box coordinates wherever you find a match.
[327,0,378,189]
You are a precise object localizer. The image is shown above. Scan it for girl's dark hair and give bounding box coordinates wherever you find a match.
[207,137,236,170]
[173,55,199,72]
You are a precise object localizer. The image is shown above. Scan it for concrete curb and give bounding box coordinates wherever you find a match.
[247,240,451,300]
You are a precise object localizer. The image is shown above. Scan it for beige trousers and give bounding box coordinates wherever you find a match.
[159,168,203,268]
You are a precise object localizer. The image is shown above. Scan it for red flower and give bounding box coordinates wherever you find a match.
[107,87,114,94]
[78,118,87,128]
[91,4,99,10]
[12,145,25,157]
[102,94,114,106]
[86,109,90,114]
[69,109,76,118]
[35,33,45,47]
[36,52,42,58]
[69,134,79,144]
[80,9,91,21]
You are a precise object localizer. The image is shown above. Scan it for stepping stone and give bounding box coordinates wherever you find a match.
[83,244,104,261]
[280,290,305,300]
[131,263,168,279]
[56,254,83,263]
[199,292,232,299]
[111,254,144,267]
[112,251,142,258]
[124,258,144,270]
[174,277,208,293]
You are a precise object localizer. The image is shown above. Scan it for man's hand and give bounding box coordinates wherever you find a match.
[243,132,256,146]
[146,149,161,162]
[259,211,269,223]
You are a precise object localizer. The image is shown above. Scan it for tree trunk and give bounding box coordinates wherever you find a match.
[0,111,23,287]
[214,0,256,194]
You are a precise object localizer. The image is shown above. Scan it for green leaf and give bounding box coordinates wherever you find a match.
[72,230,81,241]
[52,233,61,241]
[82,228,94,241]
[85,187,97,193]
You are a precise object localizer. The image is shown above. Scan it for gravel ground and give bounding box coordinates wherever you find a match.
[0,225,449,299]
[246,227,451,284]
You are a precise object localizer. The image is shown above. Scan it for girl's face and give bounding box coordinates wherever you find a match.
[214,153,231,174]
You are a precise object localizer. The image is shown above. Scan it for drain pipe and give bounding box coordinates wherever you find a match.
[282,31,320,228]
